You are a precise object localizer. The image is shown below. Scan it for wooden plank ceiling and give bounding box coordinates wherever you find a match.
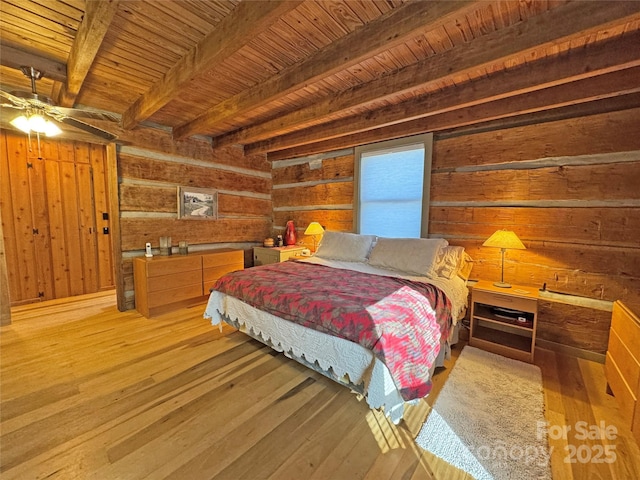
[1,0,639,159]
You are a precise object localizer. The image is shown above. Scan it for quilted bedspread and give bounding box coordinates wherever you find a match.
[212,261,452,401]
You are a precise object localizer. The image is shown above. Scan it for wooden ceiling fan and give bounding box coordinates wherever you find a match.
[0,66,118,141]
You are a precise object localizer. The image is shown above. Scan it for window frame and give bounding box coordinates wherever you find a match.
[353,133,433,237]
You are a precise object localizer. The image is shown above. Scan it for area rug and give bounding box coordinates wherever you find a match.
[415,346,551,480]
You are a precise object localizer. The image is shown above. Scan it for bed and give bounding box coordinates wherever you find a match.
[203,232,473,423]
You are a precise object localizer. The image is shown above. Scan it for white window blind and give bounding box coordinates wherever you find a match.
[355,134,432,238]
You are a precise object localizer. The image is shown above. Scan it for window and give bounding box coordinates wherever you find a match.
[354,133,433,238]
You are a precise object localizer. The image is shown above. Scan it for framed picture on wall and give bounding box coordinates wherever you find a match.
[178,186,218,220]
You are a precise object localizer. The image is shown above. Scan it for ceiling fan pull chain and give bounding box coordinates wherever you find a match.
[36,131,42,159]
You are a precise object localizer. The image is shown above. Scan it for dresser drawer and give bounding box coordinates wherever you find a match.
[203,250,244,268]
[605,352,637,424]
[147,270,203,294]
[607,328,640,401]
[148,283,204,309]
[145,256,201,277]
[203,264,243,288]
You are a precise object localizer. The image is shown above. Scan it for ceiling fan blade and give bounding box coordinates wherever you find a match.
[55,116,117,141]
[51,105,121,123]
[0,89,29,108]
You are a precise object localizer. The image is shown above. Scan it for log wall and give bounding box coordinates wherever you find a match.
[271,108,640,357]
[115,128,273,310]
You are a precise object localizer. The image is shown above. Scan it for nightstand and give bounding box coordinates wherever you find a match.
[253,246,306,266]
[469,280,539,363]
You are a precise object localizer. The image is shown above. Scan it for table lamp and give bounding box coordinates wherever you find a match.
[304,222,324,252]
[482,229,526,288]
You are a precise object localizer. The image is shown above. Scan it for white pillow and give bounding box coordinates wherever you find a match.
[314,231,376,263]
[368,237,449,277]
[435,245,465,279]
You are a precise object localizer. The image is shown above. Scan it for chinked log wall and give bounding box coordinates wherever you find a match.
[114,126,272,310]
[271,107,640,360]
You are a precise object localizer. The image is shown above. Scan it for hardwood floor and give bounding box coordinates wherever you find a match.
[1,292,639,479]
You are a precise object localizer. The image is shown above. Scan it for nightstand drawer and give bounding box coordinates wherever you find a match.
[473,290,536,313]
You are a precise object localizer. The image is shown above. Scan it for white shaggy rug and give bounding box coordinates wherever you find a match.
[415,346,552,480]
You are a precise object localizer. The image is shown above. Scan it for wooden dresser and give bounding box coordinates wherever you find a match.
[134,248,244,318]
[605,301,640,443]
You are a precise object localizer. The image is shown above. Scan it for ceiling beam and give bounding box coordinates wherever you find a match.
[217,0,640,150]
[266,71,640,161]
[173,0,478,139]
[244,32,640,154]
[120,0,304,130]
[57,0,120,107]
[0,43,67,83]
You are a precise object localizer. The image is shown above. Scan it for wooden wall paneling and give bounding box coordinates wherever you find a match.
[217,194,271,218]
[0,132,18,311]
[105,143,125,310]
[272,210,353,234]
[3,134,40,303]
[537,301,612,355]
[58,160,85,296]
[0,203,10,325]
[430,161,640,202]
[25,156,54,301]
[75,161,99,293]
[43,159,70,299]
[272,182,353,208]
[271,152,355,236]
[118,154,271,195]
[119,184,177,213]
[271,154,354,185]
[119,184,272,218]
[430,207,640,310]
[433,108,640,170]
[113,136,271,311]
[429,206,640,248]
[89,144,114,291]
[119,218,271,252]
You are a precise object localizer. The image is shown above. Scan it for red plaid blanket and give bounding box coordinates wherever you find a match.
[213,261,452,401]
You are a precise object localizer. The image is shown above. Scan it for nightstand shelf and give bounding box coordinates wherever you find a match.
[469,281,539,363]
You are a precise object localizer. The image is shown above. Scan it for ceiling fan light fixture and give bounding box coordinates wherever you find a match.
[43,120,62,137]
[10,115,31,133]
[10,113,62,137]
[28,114,47,132]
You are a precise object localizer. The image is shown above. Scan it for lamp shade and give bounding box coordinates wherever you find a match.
[482,229,525,250]
[304,222,324,236]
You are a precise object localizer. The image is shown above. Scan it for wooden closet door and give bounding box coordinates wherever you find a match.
[1,133,41,303]
[1,131,114,305]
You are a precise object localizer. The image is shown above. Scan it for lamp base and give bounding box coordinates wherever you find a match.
[493,281,512,288]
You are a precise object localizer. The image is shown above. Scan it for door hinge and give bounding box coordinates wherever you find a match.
[32,228,39,235]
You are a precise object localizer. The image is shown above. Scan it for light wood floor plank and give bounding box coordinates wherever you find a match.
[2,292,639,479]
